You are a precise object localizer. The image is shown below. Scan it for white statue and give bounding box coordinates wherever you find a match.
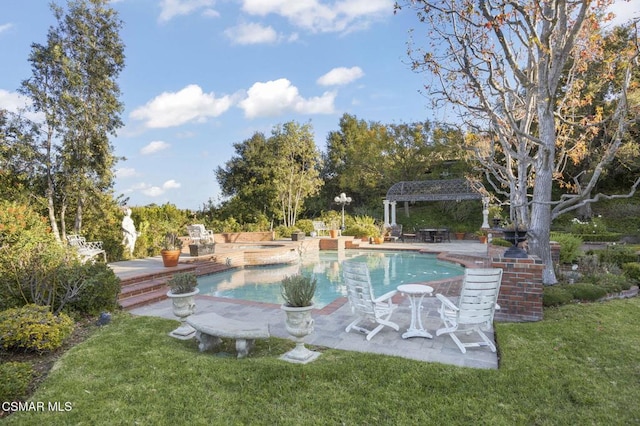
[481,196,490,229]
[121,208,138,256]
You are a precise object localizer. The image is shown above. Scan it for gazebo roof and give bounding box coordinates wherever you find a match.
[386,178,485,202]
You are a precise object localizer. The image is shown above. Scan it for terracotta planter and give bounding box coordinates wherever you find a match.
[455,232,465,240]
[161,249,181,267]
[329,229,339,239]
[373,237,384,244]
[478,235,488,244]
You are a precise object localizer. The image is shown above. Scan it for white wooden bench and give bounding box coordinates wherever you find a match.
[66,234,106,263]
[186,312,270,358]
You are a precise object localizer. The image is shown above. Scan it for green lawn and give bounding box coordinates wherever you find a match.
[5,298,640,425]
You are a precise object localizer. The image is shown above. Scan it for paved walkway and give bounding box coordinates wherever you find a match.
[121,240,500,369]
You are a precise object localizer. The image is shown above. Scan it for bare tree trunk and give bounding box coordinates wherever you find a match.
[74,195,83,234]
[530,107,558,285]
[45,131,61,243]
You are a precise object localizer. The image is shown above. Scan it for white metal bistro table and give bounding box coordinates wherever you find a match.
[397,284,434,339]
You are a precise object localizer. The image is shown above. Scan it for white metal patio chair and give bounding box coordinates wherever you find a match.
[435,268,503,353]
[186,224,214,244]
[342,260,399,341]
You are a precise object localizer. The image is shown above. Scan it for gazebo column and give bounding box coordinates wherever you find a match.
[390,201,397,226]
[383,200,390,227]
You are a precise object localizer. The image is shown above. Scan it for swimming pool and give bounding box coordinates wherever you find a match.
[197,250,465,308]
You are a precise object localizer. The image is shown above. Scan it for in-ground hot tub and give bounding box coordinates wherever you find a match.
[213,243,300,266]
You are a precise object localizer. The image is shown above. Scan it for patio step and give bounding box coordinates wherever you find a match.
[118,266,196,310]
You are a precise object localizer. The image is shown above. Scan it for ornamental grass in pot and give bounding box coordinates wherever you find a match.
[280,274,320,363]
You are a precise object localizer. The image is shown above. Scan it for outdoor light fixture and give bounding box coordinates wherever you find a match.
[334,192,352,230]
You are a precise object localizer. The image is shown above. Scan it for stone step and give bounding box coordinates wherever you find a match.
[119,287,169,310]
[117,262,233,310]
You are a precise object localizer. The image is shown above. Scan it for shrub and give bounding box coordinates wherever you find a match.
[550,232,583,264]
[490,237,513,247]
[622,262,640,283]
[569,216,608,235]
[586,273,633,293]
[0,361,34,402]
[275,225,295,238]
[543,286,574,307]
[0,202,69,311]
[65,262,122,315]
[0,304,74,353]
[343,215,380,238]
[568,283,608,302]
[295,219,314,235]
[588,245,638,267]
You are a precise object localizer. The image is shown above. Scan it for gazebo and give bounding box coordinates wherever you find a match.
[383,178,489,227]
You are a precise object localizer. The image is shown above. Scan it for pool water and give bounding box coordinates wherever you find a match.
[197,250,465,308]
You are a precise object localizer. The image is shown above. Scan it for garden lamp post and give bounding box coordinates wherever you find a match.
[334,193,352,231]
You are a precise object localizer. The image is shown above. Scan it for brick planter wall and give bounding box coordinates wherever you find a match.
[214,231,275,243]
[491,255,544,322]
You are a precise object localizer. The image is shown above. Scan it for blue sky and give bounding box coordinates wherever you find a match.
[1,1,638,210]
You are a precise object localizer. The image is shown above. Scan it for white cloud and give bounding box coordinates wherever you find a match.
[0,89,44,123]
[224,22,279,45]
[163,179,181,189]
[0,23,13,34]
[0,89,28,112]
[158,0,216,23]
[130,84,232,129]
[115,167,138,178]
[317,66,364,86]
[238,78,336,118]
[133,180,182,197]
[140,140,171,155]
[240,0,392,33]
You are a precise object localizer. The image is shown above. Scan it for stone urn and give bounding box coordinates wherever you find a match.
[502,229,529,258]
[166,288,199,339]
[280,304,320,364]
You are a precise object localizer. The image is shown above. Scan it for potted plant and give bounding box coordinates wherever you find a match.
[454,226,466,240]
[476,229,489,244]
[165,272,199,339]
[161,232,183,267]
[280,274,320,363]
[373,227,386,245]
[329,220,340,238]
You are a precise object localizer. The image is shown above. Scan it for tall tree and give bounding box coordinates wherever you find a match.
[271,121,323,227]
[20,0,125,238]
[216,121,323,227]
[215,132,280,222]
[397,0,639,284]
[323,114,388,208]
[0,110,46,205]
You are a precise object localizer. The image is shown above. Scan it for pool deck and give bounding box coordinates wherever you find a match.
[113,240,500,369]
